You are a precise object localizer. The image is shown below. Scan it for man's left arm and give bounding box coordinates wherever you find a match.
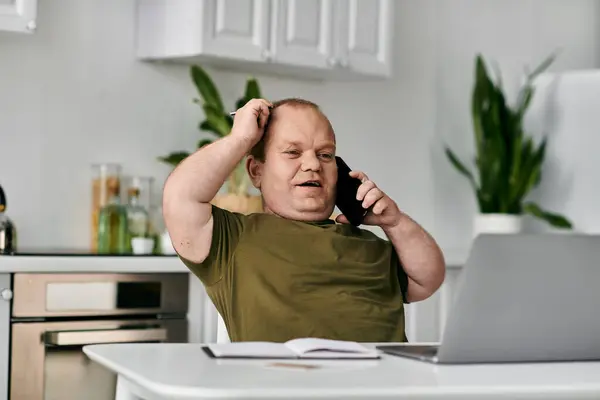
[335,170,446,303]
[382,214,445,303]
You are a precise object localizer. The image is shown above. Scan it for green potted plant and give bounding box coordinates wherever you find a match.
[159,65,264,215]
[444,53,573,236]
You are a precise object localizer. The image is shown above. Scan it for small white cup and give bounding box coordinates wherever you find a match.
[131,237,155,255]
[160,230,177,255]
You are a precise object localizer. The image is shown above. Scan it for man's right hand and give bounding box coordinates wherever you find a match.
[163,98,273,265]
[230,98,273,147]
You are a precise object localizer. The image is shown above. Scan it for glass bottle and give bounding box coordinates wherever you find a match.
[0,184,16,254]
[96,177,129,254]
[91,163,122,252]
[125,178,150,240]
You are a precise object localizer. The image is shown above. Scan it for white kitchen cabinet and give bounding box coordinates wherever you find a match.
[135,0,394,80]
[334,0,393,77]
[269,0,335,70]
[0,0,37,33]
[136,0,270,62]
[202,0,271,62]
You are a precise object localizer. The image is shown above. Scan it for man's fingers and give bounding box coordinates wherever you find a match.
[246,100,271,129]
[258,104,271,128]
[362,188,384,209]
[335,214,349,224]
[258,112,269,129]
[356,180,376,201]
[371,200,387,215]
[349,170,368,182]
[260,99,273,109]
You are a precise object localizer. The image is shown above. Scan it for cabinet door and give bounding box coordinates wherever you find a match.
[270,0,335,69]
[0,0,36,33]
[0,274,10,400]
[202,0,271,62]
[336,0,393,77]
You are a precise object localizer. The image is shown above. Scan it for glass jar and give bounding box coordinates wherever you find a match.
[91,163,122,252]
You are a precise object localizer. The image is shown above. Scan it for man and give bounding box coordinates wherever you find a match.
[163,98,445,343]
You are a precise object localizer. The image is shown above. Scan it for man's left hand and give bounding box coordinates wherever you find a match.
[335,171,402,229]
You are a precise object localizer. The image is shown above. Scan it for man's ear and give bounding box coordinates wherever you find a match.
[246,155,263,188]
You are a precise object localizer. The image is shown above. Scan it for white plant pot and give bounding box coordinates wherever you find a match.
[160,230,176,255]
[473,213,523,238]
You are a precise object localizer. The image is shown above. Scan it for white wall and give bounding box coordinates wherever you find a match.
[525,70,600,234]
[0,0,438,249]
[0,0,598,255]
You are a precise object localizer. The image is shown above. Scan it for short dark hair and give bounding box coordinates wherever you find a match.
[248,98,330,161]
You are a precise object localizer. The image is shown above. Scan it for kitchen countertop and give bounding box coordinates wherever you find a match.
[0,246,468,273]
[0,250,189,273]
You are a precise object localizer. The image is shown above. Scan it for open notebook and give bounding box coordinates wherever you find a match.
[203,338,380,359]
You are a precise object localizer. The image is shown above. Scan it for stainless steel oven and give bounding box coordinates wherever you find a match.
[9,273,188,400]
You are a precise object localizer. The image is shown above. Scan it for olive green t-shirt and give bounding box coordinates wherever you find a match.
[179,205,409,343]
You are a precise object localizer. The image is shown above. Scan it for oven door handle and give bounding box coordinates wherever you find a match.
[44,328,168,346]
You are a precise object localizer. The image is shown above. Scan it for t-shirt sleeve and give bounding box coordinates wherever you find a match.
[177,205,246,286]
[391,248,410,304]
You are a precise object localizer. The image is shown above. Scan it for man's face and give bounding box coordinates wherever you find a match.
[249,105,337,221]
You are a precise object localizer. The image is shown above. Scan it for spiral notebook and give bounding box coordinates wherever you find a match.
[203,338,380,360]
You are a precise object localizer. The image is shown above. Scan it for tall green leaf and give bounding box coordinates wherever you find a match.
[509,137,535,205]
[445,147,478,193]
[516,86,534,119]
[199,120,224,138]
[190,65,225,113]
[523,202,572,228]
[471,55,488,154]
[244,77,261,100]
[521,138,546,198]
[527,51,558,81]
[203,103,232,137]
[473,55,510,212]
[157,151,190,166]
[197,139,213,149]
[516,51,557,114]
[508,128,524,207]
[235,77,262,110]
[235,98,247,111]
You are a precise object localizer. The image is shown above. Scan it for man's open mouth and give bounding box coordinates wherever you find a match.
[298,181,322,187]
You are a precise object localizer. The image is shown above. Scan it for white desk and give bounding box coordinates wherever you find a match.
[83,343,600,400]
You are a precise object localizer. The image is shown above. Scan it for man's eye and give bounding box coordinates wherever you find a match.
[319,153,334,159]
[285,150,300,156]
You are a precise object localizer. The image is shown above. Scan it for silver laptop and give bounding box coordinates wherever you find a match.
[377,233,600,364]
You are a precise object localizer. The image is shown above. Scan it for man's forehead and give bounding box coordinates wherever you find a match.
[269,105,336,142]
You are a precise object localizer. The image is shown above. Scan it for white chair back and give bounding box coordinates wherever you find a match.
[216,312,230,343]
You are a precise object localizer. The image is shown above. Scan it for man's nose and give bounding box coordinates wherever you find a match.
[301,152,321,171]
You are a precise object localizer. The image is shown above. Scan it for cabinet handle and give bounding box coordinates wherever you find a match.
[44,328,168,346]
[0,289,12,301]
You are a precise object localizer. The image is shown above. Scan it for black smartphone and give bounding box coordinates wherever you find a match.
[335,156,368,226]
